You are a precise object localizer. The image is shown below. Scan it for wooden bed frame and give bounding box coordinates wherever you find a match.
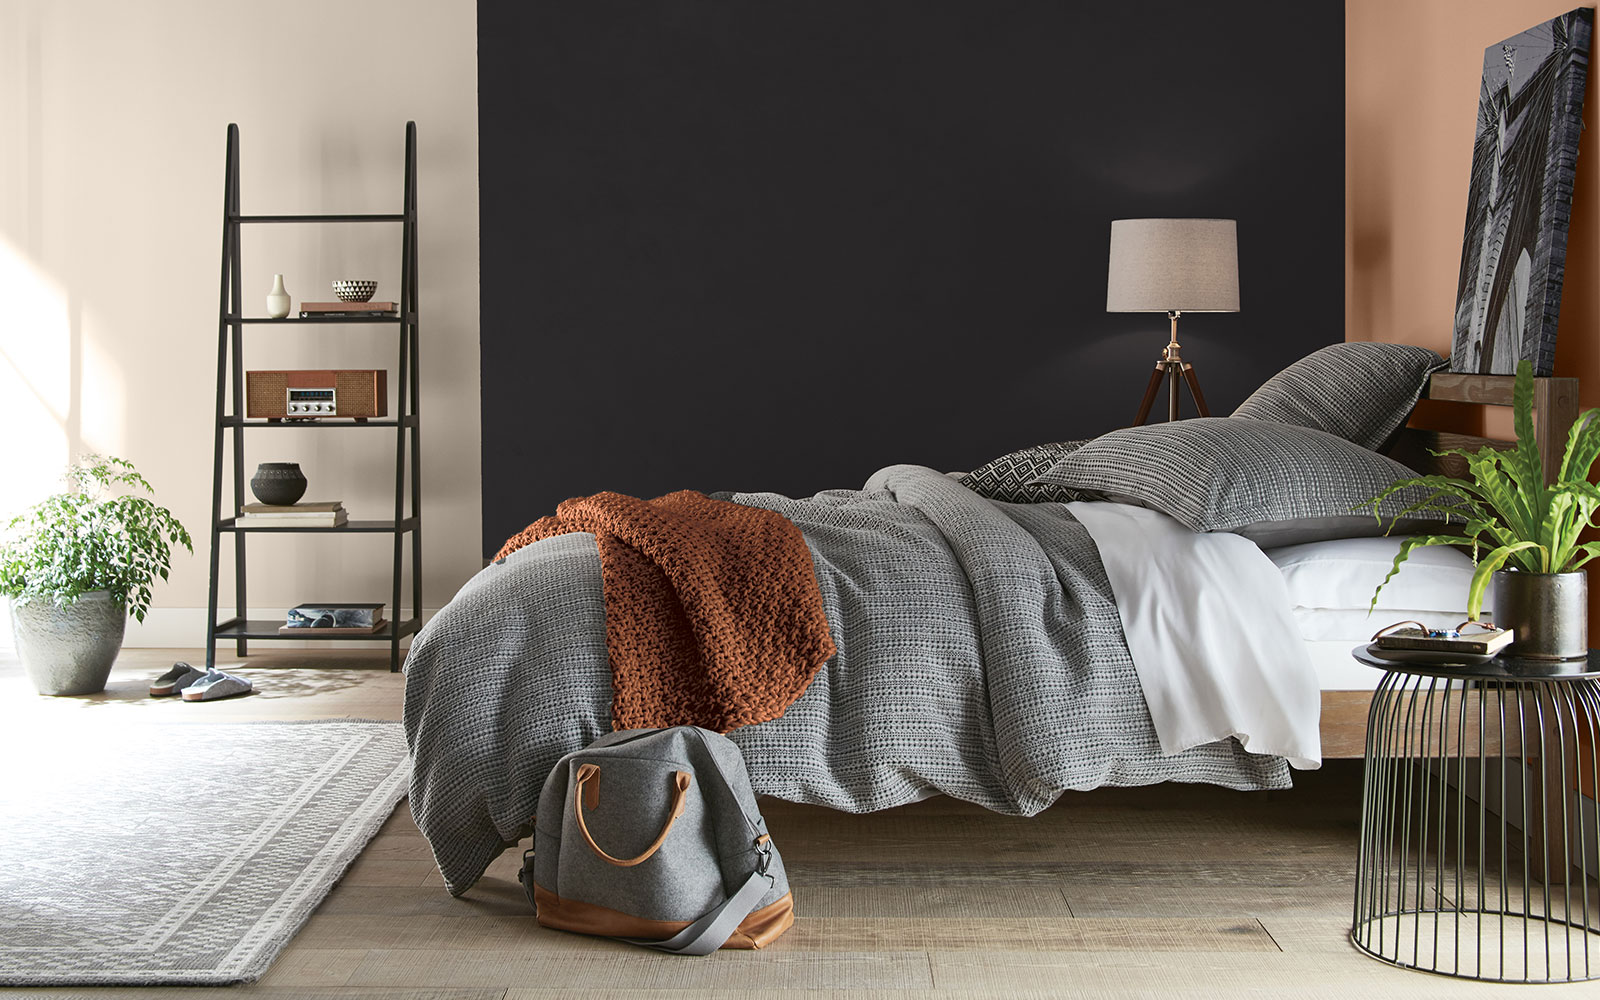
[1318,371,1581,757]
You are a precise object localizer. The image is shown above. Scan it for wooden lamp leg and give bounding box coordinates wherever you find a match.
[1133,363,1166,426]
[1182,363,1210,417]
[1133,360,1211,426]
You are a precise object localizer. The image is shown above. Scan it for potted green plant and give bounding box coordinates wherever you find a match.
[1366,360,1600,660]
[0,456,192,695]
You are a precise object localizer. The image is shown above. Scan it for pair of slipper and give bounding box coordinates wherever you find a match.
[149,662,253,701]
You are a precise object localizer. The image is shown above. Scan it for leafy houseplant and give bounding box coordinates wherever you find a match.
[1366,360,1600,658]
[0,456,192,695]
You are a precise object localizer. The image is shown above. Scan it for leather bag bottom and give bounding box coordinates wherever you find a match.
[533,883,794,950]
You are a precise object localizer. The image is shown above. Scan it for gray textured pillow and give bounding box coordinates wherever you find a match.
[959,440,1089,504]
[1231,342,1446,451]
[1030,418,1451,545]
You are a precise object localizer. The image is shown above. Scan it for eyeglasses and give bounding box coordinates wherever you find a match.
[1371,620,1501,641]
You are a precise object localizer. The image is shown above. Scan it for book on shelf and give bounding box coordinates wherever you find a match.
[278,617,387,636]
[236,511,349,528]
[299,301,398,318]
[298,301,397,312]
[242,501,344,514]
[283,603,385,631]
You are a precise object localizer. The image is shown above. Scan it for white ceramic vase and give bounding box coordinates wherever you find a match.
[266,274,291,319]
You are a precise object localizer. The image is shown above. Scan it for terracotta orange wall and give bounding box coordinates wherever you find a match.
[1349,2,1600,794]
[1347,0,1600,435]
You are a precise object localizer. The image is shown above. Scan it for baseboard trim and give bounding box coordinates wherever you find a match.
[0,605,439,650]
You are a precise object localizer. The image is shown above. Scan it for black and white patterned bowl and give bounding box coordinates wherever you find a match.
[332,279,378,303]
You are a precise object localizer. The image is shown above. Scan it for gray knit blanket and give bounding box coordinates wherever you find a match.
[404,464,1289,896]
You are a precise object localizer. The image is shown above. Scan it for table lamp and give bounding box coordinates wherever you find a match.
[1106,218,1240,424]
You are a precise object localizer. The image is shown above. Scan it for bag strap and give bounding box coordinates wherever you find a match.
[618,866,775,956]
[518,846,538,910]
[573,764,692,867]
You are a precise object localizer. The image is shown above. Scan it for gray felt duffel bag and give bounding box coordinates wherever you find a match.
[519,726,793,954]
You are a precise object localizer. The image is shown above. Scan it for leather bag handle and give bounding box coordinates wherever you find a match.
[573,762,692,867]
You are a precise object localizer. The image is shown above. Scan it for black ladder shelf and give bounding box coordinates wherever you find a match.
[205,122,422,673]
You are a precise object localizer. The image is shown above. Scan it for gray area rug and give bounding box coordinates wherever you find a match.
[0,720,410,985]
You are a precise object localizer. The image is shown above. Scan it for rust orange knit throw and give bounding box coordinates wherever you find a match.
[495,490,836,733]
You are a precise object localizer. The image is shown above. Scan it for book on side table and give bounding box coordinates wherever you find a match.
[1368,622,1514,665]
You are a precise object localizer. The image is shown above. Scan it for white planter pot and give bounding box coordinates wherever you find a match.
[9,590,127,696]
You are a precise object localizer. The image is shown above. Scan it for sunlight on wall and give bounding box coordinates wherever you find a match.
[78,308,125,462]
[0,234,70,516]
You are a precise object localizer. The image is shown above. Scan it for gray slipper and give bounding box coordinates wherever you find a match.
[181,669,253,702]
[150,662,207,697]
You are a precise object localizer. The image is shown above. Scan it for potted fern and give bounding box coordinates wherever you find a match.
[1366,361,1600,660]
[0,456,191,695]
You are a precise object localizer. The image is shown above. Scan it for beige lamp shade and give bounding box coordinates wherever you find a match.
[1105,218,1240,313]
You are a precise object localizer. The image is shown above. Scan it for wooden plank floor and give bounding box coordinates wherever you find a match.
[3,647,1596,998]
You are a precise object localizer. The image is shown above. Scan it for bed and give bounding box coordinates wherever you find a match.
[403,345,1580,895]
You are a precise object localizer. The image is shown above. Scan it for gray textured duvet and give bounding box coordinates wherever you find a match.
[403,464,1289,896]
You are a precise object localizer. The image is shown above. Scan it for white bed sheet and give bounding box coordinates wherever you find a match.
[1068,501,1321,769]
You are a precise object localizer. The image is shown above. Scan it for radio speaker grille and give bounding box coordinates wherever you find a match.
[337,371,386,416]
[245,371,288,418]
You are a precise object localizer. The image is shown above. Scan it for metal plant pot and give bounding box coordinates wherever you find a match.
[1491,569,1587,661]
[9,590,127,695]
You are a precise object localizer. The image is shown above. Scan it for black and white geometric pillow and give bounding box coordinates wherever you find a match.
[959,440,1091,504]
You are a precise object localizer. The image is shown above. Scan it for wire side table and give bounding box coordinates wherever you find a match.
[1350,646,1600,982]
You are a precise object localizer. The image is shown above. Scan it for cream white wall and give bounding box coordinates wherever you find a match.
[0,0,481,646]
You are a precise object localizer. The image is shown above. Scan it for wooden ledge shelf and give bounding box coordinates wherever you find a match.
[1416,371,1580,484]
[1424,371,1578,408]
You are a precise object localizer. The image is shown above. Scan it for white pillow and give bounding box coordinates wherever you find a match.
[1264,536,1475,612]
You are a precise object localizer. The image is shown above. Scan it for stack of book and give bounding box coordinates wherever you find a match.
[280,602,386,635]
[299,301,398,319]
[236,501,347,528]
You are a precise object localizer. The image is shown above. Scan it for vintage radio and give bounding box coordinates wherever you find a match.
[245,369,388,421]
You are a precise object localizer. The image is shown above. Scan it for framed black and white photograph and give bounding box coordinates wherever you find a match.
[1450,6,1592,376]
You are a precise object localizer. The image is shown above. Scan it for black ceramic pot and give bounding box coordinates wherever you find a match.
[250,462,308,506]
[1492,569,1587,661]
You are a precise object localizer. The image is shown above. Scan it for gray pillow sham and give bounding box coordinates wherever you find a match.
[1231,342,1446,451]
[959,440,1089,504]
[1029,417,1451,546]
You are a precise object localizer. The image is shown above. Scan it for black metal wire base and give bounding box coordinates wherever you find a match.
[1351,666,1600,982]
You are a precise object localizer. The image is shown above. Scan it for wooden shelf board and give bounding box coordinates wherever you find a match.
[213,617,422,641]
[231,213,405,223]
[220,416,416,428]
[219,517,418,534]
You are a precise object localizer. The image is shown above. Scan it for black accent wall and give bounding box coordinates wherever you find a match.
[479,1,1345,556]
